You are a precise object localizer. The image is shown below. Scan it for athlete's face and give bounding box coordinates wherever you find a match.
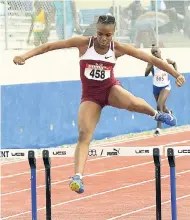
[96,23,115,48]
[151,48,161,58]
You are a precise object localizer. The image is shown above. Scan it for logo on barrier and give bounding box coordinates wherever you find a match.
[107,148,120,156]
[135,149,150,154]
[177,149,190,154]
[11,152,25,157]
[88,149,97,156]
[52,151,67,156]
[0,151,9,158]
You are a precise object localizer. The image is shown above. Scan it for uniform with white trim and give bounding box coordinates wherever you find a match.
[80,36,121,108]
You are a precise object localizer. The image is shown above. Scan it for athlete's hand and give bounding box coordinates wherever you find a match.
[176,75,185,87]
[13,56,26,65]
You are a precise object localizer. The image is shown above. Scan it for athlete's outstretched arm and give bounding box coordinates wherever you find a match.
[13,36,88,65]
[145,63,153,77]
[115,42,185,87]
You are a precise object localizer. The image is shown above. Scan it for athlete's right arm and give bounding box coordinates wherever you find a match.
[13,36,88,65]
[145,63,153,77]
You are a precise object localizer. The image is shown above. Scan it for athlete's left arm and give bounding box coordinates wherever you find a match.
[166,58,177,71]
[115,42,185,87]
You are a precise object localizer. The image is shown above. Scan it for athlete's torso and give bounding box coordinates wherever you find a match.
[152,59,170,87]
[80,37,117,95]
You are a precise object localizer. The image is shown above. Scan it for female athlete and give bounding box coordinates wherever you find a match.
[13,15,185,194]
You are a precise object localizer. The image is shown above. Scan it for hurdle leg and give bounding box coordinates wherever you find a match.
[28,150,37,220]
[167,148,177,220]
[42,150,52,220]
[153,148,162,220]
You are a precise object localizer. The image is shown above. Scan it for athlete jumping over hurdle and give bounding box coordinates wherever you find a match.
[13,15,185,194]
[145,45,178,136]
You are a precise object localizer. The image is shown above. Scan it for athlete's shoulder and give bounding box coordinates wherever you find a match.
[113,40,135,58]
[68,36,89,47]
[113,40,134,49]
[113,40,121,49]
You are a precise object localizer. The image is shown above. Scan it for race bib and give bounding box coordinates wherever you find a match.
[84,64,111,81]
[33,22,45,32]
[153,71,168,86]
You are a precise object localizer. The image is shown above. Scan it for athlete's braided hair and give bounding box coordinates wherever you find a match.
[97,15,116,25]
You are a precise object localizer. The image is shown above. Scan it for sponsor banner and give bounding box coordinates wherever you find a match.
[96,147,163,157]
[48,147,160,158]
[1,146,167,159]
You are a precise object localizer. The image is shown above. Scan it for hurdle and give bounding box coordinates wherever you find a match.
[0,149,38,220]
[28,150,37,220]
[153,148,161,220]
[167,148,177,220]
[42,146,163,220]
[42,150,52,220]
[165,146,190,220]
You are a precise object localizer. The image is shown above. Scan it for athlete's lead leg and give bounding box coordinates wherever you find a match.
[108,85,176,126]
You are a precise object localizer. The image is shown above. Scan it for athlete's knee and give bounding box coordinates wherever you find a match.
[78,129,92,144]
